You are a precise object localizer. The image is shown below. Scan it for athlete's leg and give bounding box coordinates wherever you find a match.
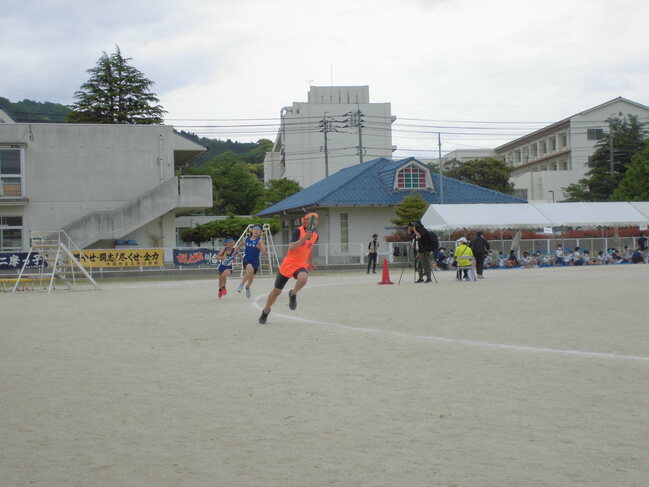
[291,269,309,295]
[261,273,289,313]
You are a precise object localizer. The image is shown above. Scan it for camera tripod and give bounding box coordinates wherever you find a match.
[397,251,437,284]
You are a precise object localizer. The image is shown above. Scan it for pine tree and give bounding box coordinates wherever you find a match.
[67,46,166,124]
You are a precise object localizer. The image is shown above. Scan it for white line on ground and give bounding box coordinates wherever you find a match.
[251,283,649,364]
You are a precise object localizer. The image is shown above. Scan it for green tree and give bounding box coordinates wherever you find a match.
[254,178,302,213]
[67,46,165,124]
[391,192,428,227]
[0,96,71,122]
[564,114,647,201]
[612,140,649,201]
[442,157,514,194]
[179,215,280,245]
[184,153,264,214]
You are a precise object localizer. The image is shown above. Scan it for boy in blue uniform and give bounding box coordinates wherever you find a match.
[216,238,239,298]
[236,225,267,298]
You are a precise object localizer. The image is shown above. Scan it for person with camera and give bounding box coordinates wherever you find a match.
[408,220,439,283]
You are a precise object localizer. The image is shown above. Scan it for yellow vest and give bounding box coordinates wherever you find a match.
[454,244,474,268]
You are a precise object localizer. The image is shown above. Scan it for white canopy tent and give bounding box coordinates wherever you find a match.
[420,202,649,231]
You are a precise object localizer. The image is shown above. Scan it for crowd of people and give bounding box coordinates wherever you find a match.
[431,238,649,271]
[391,226,648,280]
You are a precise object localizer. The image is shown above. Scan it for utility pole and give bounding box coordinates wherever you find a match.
[438,132,444,204]
[609,122,614,175]
[351,109,364,164]
[320,115,331,178]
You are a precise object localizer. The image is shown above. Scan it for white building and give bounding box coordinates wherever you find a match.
[1,121,212,255]
[495,97,649,202]
[441,149,498,164]
[263,86,395,188]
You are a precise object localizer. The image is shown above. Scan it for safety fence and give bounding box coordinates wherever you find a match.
[1,236,645,278]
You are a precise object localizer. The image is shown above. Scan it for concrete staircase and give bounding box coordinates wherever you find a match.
[61,176,212,248]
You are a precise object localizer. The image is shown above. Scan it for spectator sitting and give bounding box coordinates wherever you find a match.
[498,251,505,268]
[582,250,591,265]
[631,247,644,263]
[505,250,519,267]
[484,250,496,268]
[573,246,584,266]
[554,245,563,265]
[562,249,572,266]
[609,248,623,263]
[622,245,632,263]
[435,248,449,270]
[520,251,534,267]
[596,250,609,265]
[540,253,553,267]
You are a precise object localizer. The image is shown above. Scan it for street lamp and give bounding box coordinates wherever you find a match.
[548,190,555,203]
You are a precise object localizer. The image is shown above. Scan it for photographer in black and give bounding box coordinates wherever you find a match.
[408,220,439,283]
[469,230,490,279]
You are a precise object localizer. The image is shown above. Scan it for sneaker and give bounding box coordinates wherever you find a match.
[259,309,270,324]
[415,278,424,283]
[477,275,484,279]
[245,287,251,299]
[425,279,432,283]
[237,283,244,293]
[222,287,227,296]
[288,290,297,310]
[218,288,224,298]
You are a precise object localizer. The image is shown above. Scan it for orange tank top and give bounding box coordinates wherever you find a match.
[279,226,318,277]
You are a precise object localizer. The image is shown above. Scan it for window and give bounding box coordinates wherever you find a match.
[396,165,427,189]
[550,137,557,151]
[0,148,23,197]
[587,128,604,140]
[542,142,547,154]
[560,133,568,148]
[0,216,22,251]
[340,213,349,252]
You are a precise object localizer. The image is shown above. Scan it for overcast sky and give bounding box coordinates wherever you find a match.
[3,0,649,156]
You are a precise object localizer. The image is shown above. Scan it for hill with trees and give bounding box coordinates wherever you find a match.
[0,96,71,122]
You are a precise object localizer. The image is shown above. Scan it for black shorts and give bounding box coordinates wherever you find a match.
[274,268,308,289]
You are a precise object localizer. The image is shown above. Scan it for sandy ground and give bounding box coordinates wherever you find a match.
[1,264,648,487]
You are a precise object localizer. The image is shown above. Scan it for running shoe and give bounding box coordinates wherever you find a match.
[259,309,270,324]
[218,288,224,298]
[237,283,244,293]
[246,287,251,299]
[288,290,297,310]
[222,287,227,296]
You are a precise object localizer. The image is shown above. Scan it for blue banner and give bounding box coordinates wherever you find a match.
[173,248,221,267]
[0,252,48,270]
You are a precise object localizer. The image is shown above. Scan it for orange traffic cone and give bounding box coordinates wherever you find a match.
[378,258,394,285]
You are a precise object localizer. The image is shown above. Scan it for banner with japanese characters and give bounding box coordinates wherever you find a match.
[173,248,221,267]
[72,249,164,268]
[0,252,48,270]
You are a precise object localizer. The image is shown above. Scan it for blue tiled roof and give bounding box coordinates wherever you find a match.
[257,157,525,216]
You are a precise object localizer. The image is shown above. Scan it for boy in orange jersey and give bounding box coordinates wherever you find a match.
[259,212,319,324]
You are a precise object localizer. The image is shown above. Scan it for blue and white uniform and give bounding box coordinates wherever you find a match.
[217,247,237,274]
[242,236,262,272]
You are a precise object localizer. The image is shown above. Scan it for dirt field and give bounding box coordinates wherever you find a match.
[1,264,648,487]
